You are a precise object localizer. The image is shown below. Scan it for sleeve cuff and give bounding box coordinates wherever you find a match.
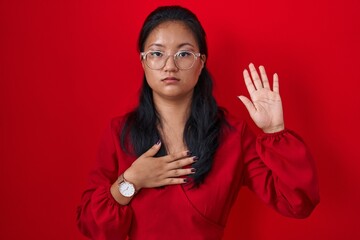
[257,128,290,139]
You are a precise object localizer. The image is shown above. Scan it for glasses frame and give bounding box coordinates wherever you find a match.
[140,50,202,70]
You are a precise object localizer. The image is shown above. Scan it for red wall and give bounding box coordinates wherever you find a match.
[1,0,359,239]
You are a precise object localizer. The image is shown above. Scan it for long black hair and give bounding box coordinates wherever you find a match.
[120,6,228,187]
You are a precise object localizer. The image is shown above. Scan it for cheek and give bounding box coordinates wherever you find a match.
[185,63,203,85]
[186,69,201,86]
[194,62,204,78]
[143,67,154,82]
[143,69,160,91]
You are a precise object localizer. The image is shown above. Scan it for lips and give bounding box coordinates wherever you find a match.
[162,77,180,81]
[161,77,180,84]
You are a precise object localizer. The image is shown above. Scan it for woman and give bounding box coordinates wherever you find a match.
[77,5,319,240]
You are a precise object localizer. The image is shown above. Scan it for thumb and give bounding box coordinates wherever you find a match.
[142,140,162,157]
[238,96,256,115]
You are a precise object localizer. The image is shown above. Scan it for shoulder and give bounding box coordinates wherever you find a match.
[219,113,259,149]
[109,112,133,134]
[222,112,248,134]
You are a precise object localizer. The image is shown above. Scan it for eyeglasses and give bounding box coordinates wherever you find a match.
[140,50,201,70]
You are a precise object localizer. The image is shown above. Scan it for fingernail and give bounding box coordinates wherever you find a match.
[155,140,161,145]
[193,156,199,162]
[183,178,188,183]
[186,151,192,156]
[191,168,196,173]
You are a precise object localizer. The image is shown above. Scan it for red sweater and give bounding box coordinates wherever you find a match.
[77,116,319,240]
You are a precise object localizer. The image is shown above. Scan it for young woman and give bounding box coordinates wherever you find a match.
[77,5,319,240]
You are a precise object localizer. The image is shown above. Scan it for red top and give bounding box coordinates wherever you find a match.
[76,115,319,240]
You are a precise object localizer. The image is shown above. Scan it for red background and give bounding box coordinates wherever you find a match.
[1,0,359,239]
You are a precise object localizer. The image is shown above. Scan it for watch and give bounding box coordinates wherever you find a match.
[118,174,136,197]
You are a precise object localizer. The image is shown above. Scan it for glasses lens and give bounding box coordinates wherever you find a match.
[145,51,165,70]
[175,51,195,70]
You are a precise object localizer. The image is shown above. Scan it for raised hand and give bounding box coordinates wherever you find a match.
[238,63,285,133]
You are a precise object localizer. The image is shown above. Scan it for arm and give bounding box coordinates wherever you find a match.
[241,125,320,218]
[238,63,319,218]
[76,122,132,240]
[76,118,197,239]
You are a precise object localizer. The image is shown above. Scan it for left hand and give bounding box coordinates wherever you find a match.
[238,63,285,133]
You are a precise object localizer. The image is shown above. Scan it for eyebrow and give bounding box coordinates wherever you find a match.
[147,42,195,49]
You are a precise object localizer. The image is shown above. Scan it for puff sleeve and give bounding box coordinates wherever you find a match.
[241,125,320,218]
[76,120,132,240]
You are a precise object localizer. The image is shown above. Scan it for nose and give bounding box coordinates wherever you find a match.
[163,54,178,72]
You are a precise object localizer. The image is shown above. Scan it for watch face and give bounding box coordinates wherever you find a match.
[119,181,135,197]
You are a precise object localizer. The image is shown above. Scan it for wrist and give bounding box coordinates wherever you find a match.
[124,167,142,191]
[117,173,137,198]
[110,180,132,205]
[262,124,285,133]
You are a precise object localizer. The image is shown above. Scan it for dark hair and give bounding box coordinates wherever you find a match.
[121,5,228,187]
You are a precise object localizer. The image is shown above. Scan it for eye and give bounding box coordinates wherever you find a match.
[176,51,192,58]
[148,51,164,58]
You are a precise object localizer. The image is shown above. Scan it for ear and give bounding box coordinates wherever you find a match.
[200,54,206,69]
[196,55,206,77]
[140,53,146,70]
[141,60,146,70]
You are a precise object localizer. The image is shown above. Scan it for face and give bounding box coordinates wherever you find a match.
[141,21,205,101]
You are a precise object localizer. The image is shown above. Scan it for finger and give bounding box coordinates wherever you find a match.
[238,96,256,114]
[243,69,256,97]
[249,63,263,90]
[164,150,191,163]
[167,156,197,170]
[273,73,279,93]
[166,168,196,178]
[163,178,188,186]
[259,65,270,89]
[141,140,162,157]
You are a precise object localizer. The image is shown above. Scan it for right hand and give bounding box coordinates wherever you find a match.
[123,141,197,190]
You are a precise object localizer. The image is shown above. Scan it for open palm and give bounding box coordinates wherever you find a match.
[238,63,285,133]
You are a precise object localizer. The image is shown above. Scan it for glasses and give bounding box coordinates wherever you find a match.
[140,50,201,70]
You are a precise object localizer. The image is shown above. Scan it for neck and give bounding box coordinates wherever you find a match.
[153,93,193,154]
[153,93,192,127]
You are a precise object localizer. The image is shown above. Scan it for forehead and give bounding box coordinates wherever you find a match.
[144,21,199,50]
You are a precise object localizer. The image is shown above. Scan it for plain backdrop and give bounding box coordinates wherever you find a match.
[1,0,359,239]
